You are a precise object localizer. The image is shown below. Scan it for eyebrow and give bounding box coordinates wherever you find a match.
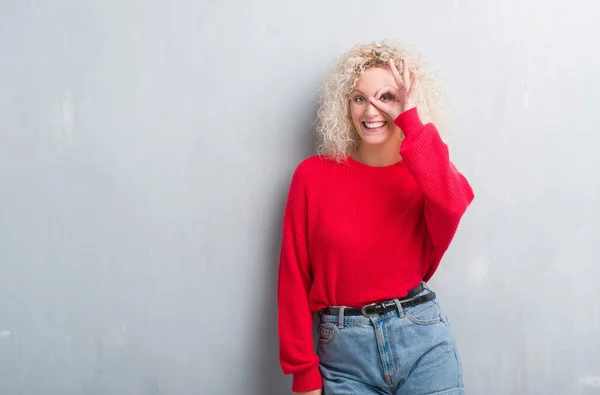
[351,89,365,95]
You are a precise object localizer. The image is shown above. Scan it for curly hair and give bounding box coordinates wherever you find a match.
[315,40,446,162]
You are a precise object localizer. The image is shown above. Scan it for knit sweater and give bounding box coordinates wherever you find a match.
[277,107,475,392]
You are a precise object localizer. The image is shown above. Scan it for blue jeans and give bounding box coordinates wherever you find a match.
[317,285,464,395]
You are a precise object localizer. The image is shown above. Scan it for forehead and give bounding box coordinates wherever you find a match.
[354,67,395,93]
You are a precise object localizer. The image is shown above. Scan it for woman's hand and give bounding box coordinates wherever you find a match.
[369,59,418,120]
[293,390,322,395]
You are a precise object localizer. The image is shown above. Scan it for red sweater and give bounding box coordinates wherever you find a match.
[277,107,475,392]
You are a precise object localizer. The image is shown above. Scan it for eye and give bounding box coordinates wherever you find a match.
[380,94,393,102]
[353,96,366,103]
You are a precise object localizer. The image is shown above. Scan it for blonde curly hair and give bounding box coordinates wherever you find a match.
[316,40,446,162]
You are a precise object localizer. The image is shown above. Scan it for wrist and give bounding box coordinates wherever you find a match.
[401,104,416,113]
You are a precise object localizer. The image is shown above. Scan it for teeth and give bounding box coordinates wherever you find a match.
[364,121,385,129]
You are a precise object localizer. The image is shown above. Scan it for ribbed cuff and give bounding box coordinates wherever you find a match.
[292,365,322,393]
[394,107,424,137]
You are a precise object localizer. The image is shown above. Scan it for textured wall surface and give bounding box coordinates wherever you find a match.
[1,1,599,394]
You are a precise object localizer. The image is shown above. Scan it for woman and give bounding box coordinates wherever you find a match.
[277,40,474,395]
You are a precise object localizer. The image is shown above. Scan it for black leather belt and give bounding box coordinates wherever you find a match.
[319,283,436,317]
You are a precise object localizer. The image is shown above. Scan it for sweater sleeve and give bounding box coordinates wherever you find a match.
[277,163,322,392]
[395,107,475,281]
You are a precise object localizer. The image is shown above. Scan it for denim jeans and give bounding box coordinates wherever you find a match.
[317,285,464,395]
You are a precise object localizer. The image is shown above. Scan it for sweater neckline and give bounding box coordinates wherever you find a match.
[345,155,404,170]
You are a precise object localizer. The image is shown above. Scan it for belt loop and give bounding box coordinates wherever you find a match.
[393,298,404,318]
[337,306,346,329]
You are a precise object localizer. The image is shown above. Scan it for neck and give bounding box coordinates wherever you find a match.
[353,139,402,167]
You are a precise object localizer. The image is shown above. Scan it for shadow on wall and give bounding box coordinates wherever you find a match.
[254,101,319,394]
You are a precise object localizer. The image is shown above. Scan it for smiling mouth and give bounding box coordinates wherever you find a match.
[362,121,387,131]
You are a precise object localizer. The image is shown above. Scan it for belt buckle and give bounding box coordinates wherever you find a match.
[360,303,380,317]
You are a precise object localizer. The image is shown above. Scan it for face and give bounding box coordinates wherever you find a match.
[349,67,401,146]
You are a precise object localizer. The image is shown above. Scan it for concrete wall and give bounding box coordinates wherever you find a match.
[1,1,599,393]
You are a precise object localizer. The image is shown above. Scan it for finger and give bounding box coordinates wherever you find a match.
[402,59,410,88]
[407,73,419,99]
[369,96,393,115]
[388,59,403,89]
[374,85,400,101]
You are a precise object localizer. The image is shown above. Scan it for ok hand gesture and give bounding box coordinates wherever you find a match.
[369,59,418,120]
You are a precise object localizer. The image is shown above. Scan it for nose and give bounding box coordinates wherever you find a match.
[365,99,381,117]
